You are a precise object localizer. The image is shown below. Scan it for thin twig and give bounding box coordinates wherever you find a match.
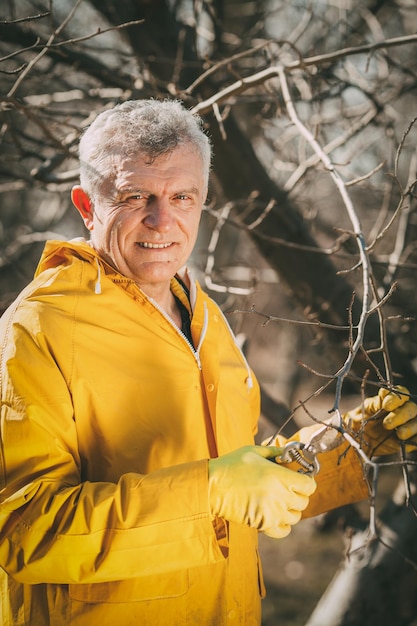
[227,306,357,331]
[0,13,50,25]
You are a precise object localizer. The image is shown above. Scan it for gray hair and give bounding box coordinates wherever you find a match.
[78,99,212,199]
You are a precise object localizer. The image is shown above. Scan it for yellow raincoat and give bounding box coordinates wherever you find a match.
[0,239,368,625]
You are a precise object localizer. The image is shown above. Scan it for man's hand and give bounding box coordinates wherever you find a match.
[344,386,417,456]
[208,445,317,539]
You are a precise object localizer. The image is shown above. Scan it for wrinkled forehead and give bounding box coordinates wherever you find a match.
[95,146,206,199]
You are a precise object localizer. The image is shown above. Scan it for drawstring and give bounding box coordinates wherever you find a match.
[95,258,102,294]
[246,371,254,390]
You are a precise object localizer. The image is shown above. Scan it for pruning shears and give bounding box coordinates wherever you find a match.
[274,419,344,477]
[271,407,391,476]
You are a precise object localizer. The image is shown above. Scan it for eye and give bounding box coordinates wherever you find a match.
[128,194,145,200]
[121,193,148,206]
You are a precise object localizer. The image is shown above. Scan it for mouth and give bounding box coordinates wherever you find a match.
[137,242,173,249]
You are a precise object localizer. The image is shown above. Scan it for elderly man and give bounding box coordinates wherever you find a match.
[0,99,416,625]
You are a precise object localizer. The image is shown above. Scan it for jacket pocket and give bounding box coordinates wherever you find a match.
[69,570,189,604]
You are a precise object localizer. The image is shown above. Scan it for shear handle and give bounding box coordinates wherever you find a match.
[279,441,320,476]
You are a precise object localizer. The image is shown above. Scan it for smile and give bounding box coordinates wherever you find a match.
[138,242,173,249]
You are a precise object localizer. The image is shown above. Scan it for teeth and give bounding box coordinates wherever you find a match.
[140,242,172,249]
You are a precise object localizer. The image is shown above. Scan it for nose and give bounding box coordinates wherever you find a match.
[143,198,173,232]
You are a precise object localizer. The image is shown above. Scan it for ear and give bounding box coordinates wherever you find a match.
[71,186,94,230]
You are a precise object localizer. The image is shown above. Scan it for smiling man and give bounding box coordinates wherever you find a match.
[1,99,416,626]
[71,141,206,320]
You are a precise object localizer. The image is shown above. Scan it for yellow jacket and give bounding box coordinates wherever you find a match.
[0,240,368,625]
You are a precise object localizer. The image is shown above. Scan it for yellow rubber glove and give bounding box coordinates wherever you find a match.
[208,445,317,539]
[344,385,417,456]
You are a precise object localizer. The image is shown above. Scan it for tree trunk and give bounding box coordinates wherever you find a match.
[306,471,417,626]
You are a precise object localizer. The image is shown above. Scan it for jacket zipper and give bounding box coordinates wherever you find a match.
[148,296,206,370]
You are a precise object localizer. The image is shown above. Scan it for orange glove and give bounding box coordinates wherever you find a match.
[208,445,316,539]
[344,386,417,456]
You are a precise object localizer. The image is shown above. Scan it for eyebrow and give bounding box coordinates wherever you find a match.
[111,187,144,202]
[173,186,201,197]
[116,186,201,199]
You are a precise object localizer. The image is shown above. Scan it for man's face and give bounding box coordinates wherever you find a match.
[73,145,207,297]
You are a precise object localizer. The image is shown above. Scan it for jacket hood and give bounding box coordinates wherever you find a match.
[35,238,102,276]
[35,238,132,296]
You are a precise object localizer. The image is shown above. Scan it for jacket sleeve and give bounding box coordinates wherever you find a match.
[0,315,224,585]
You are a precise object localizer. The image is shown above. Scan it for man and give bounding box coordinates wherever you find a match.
[0,99,416,625]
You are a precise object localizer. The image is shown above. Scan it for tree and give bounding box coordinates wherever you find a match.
[1,1,417,623]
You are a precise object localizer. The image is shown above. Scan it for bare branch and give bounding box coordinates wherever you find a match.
[277,65,374,411]
[0,13,50,25]
[7,0,84,98]
[192,34,417,115]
